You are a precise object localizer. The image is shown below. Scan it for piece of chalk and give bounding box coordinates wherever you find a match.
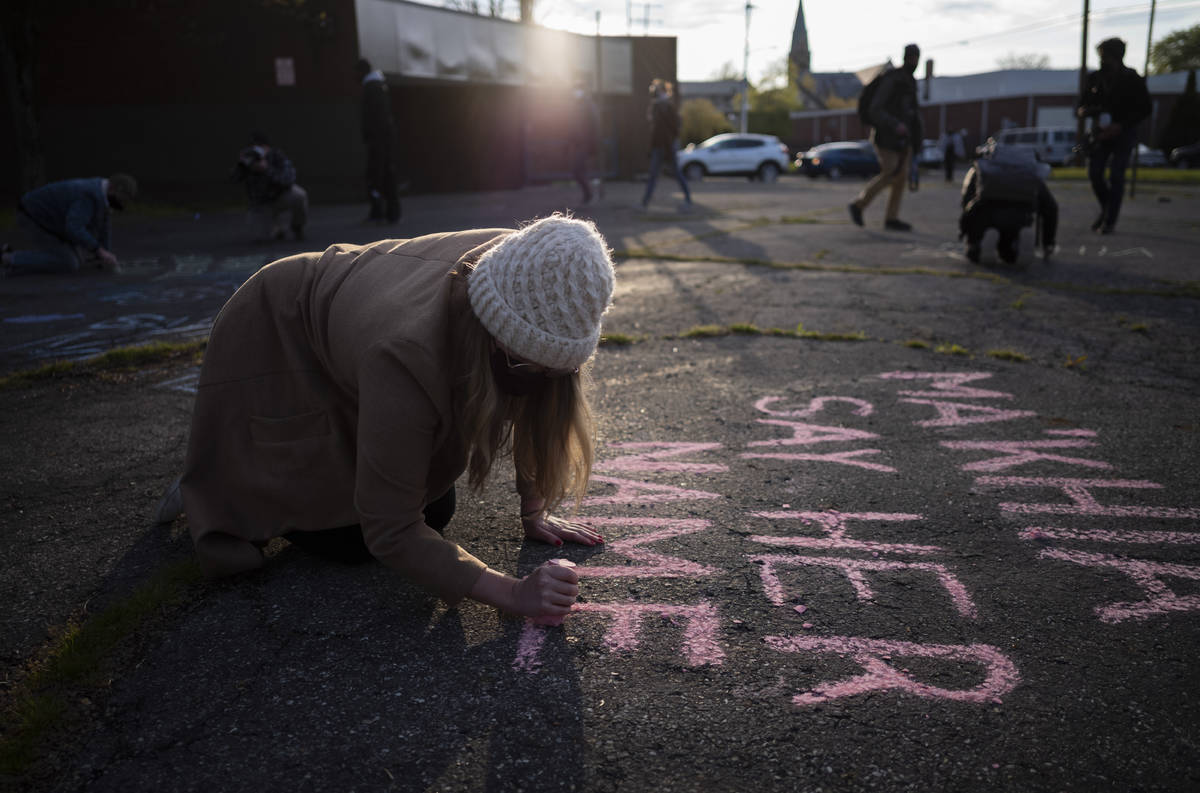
[547,558,576,568]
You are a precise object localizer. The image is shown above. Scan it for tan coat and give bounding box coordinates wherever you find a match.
[181,229,514,603]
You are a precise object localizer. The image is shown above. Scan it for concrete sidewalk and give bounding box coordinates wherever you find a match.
[2,176,1199,792]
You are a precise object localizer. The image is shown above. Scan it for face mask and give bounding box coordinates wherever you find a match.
[490,346,547,397]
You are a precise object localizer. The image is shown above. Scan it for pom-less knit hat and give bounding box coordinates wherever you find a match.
[468,216,615,371]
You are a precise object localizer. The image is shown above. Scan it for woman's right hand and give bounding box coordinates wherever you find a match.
[514,560,580,619]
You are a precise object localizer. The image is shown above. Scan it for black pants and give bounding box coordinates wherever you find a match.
[285,486,456,564]
[1087,129,1136,228]
[365,138,400,222]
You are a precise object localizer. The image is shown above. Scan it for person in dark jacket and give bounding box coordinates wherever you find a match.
[569,79,600,206]
[1077,37,1152,234]
[2,174,136,276]
[357,58,400,223]
[849,44,923,231]
[959,145,1058,265]
[640,79,692,210]
[232,132,308,241]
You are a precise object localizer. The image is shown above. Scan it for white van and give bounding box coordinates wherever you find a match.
[983,127,1077,166]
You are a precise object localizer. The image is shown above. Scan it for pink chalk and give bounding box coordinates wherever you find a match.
[1019,526,1200,545]
[801,622,814,629]
[547,558,576,568]
[941,439,1111,473]
[750,510,940,556]
[1038,548,1200,623]
[753,395,875,419]
[976,476,1200,519]
[794,605,807,614]
[575,517,718,578]
[765,634,1020,705]
[746,419,880,448]
[899,399,1036,429]
[513,621,549,672]
[878,371,1015,400]
[595,442,728,474]
[584,475,722,507]
[741,448,897,473]
[750,554,978,619]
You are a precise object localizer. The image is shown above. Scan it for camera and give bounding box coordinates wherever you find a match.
[238,145,266,168]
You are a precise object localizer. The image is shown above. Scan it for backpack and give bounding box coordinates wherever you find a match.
[974,145,1040,205]
[857,68,891,127]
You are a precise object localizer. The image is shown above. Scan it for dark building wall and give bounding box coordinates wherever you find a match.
[1,3,677,203]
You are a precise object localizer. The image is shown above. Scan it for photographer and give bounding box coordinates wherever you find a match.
[1077,38,1151,235]
[232,132,308,241]
[848,44,923,232]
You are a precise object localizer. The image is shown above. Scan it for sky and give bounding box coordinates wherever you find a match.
[524,0,1200,82]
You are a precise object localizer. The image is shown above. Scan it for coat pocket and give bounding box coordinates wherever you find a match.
[249,410,331,444]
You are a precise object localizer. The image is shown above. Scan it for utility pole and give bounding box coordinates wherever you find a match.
[741,1,753,133]
[1075,0,1090,165]
[1130,0,1156,198]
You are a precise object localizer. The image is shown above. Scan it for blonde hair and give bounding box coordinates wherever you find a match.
[451,274,596,512]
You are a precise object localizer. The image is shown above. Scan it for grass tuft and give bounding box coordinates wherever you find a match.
[987,348,1030,362]
[903,339,931,349]
[680,324,729,338]
[0,340,206,390]
[935,343,971,356]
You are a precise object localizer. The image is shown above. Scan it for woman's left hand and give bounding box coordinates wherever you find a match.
[522,512,604,547]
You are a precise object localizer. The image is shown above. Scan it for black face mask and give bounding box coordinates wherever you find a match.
[490,346,547,397]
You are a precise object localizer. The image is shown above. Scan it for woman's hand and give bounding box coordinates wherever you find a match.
[513,559,580,619]
[522,511,604,546]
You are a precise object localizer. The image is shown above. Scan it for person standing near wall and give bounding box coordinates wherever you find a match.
[2,174,136,276]
[848,44,923,231]
[357,58,400,224]
[942,128,966,182]
[569,78,600,207]
[1077,37,1152,234]
[640,79,692,211]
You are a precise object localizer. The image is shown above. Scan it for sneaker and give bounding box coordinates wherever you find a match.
[153,476,184,525]
[847,202,863,227]
[884,218,912,231]
[1100,223,1115,235]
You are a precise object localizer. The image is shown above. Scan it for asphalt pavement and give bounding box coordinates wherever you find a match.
[1,173,1198,792]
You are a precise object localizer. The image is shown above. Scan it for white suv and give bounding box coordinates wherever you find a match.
[980,127,1077,166]
[677,133,791,182]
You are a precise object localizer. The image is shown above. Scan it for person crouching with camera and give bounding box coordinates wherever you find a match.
[232,131,308,241]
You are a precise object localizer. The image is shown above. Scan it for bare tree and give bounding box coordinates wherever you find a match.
[996,52,1052,70]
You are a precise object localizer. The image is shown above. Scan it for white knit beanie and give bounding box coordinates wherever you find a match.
[468,216,615,371]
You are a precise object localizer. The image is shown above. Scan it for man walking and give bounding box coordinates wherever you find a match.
[1077,37,1151,234]
[849,43,923,231]
[2,174,136,275]
[357,58,400,223]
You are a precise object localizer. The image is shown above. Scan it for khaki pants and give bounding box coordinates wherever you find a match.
[247,184,308,239]
[854,145,911,222]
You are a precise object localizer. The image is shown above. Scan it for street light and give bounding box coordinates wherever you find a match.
[741,1,753,133]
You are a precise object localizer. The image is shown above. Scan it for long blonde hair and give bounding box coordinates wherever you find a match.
[451,278,596,512]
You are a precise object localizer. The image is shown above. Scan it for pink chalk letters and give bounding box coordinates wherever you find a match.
[764,635,1019,705]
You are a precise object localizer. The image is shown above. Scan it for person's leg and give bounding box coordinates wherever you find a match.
[7,215,82,274]
[854,145,901,213]
[1039,183,1059,252]
[669,152,692,204]
[196,531,265,578]
[996,227,1020,264]
[572,148,592,204]
[286,185,308,238]
[944,149,954,182]
[423,486,456,534]
[381,146,400,223]
[883,148,913,223]
[641,147,663,207]
[365,141,385,220]
[1087,145,1111,229]
[962,207,986,263]
[1102,135,1136,231]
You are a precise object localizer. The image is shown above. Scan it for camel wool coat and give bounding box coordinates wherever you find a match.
[181,228,514,603]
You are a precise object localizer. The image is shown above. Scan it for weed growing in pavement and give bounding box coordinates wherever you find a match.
[987,349,1030,362]
[0,340,207,390]
[903,339,931,349]
[935,343,971,356]
[599,333,644,346]
[674,323,867,342]
[0,560,202,776]
[1063,354,1089,369]
[679,325,729,338]
[1010,290,1033,310]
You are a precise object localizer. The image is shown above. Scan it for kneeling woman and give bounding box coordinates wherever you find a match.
[159,216,615,621]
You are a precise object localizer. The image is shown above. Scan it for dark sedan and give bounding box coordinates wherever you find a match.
[795,141,880,180]
[1170,141,1200,168]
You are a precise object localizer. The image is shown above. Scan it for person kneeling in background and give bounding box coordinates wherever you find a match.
[232,132,308,242]
[959,144,1057,265]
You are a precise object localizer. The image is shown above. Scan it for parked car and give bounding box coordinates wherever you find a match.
[1169,141,1200,168]
[1135,143,1168,167]
[677,133,791,182]
[916,139,944,168]
[977,126,1077,166]
[794,141,880,180]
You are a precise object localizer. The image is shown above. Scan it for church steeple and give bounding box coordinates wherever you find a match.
[789,1,810,75]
